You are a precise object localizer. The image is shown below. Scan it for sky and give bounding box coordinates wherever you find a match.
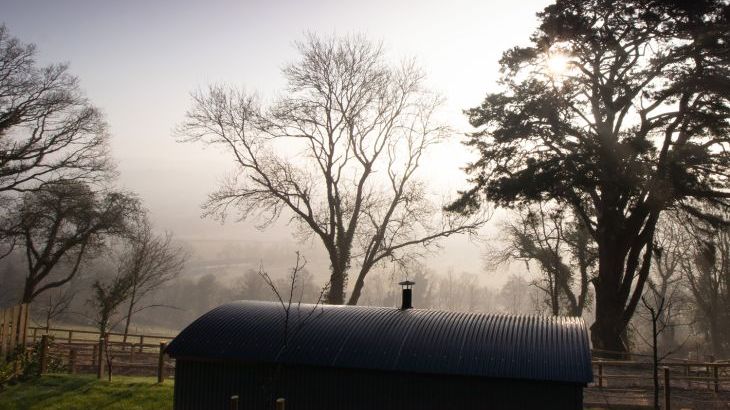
[2,0,553,286]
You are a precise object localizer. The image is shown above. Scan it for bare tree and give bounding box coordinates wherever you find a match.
[637,282,691,410]
[491,204,594,316]
[0,25,112,195]
[648,217,694,350]
[633,217,694,409]
[434,269,457,311]
[38,286,74,332]
[178,34,487,305]
[89,273,132,337]
[88,270,134,382]
[256,251,329,404]
[238,268,275,301]
[681,216,730,358]
[408,264,435,309]
[119,219,187,343]
[257,252,329,349]
[7,180,140,304]
[640,294,667,410]
[497,274,537,315]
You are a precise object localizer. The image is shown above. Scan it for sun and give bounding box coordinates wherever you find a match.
[546,53,571,76]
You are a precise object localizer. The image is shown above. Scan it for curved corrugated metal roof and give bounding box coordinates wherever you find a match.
[166,301,592,384]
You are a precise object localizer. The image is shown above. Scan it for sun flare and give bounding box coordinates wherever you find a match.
[546,53,570,76]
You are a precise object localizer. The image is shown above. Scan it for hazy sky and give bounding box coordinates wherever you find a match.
[2,0,552,285]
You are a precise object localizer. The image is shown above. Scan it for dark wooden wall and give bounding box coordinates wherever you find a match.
[174,359,584,410]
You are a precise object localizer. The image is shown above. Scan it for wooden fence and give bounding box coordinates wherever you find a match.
[0,317,176,379]
[0,304,29,361]
[586,360,730,409]
[28,326,176,379]
[591,359,730,392]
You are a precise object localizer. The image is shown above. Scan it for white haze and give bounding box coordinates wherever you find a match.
[2,0,553,291]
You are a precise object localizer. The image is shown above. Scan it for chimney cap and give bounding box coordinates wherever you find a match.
[398,280,415,288]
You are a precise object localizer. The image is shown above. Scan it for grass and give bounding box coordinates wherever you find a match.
[0,374,173,410]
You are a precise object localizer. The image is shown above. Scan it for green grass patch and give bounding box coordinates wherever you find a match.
[0,374,173,410]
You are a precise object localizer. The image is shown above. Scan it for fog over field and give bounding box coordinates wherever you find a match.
[1,0,553,291]
[3,0,727,368]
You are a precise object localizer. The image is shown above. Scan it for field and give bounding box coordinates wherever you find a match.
[0,375,173,410]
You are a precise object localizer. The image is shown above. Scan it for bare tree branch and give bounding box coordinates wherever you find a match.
[178,34,488,304]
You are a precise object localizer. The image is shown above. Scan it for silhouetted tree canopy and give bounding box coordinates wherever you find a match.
[6,180,140,303]
[0,25,113,194]
[0,25,114,259]
[451,0,730,352]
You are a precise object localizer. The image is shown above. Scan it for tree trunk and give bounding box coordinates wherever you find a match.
[326,265,346,305]
[347,261,375,306]
[652,312,659,410]
[123,289,137,344]
[709,316,724,359]
[550,281,560,316]
[592,238,630,354]
[21,277,35,304]
[347,276,366,306]
[591,310,626,354]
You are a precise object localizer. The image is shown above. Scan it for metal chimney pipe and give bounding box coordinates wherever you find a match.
[398,280,415,310]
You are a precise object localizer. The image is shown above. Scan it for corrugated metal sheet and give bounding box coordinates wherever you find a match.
[166,301,592,384]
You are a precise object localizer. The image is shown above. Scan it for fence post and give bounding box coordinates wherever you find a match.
[129,343,135,362]
[663,367,670,410]
[139,335,144,353]
[714,364,719,393]
[39,334,49,375]
[275,398,285,410]
[23,304,29,347]
[15,304,22,347]
[32,328,38,343]
[229,395,239,410]
[598,362,604,388]
[157,342,167,383]
[97,337,105,380]
[19,304,28,348]
[8,305,18,353]
[1,308,7,361]
[68,330,73,344]
[69,349,77,374]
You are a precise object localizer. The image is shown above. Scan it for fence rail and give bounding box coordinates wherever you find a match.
[36,334,175,380]
[591,359,730,393]
[0,322,176,380]
[27,326,174,346]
